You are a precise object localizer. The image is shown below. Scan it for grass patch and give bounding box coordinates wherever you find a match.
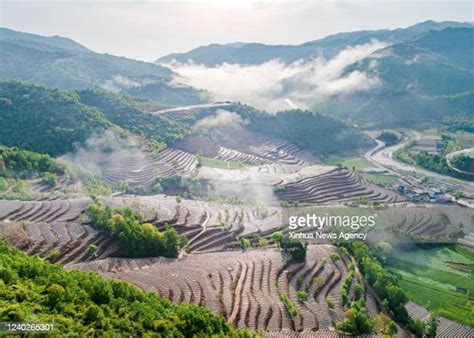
[398,276,474,327]
[387,258,469,290]
[390,246,471,273]
[320,156,372,171]
[200,156,247,170]
[362,173,399,186]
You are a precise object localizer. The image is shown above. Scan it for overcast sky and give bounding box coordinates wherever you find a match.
[1,1,472,61]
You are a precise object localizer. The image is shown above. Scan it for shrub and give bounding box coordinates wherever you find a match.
[336,300,373,335]
[296,291,308,302]
[86,202,186,258]
[281,294,298,317]
[41,173,57,187]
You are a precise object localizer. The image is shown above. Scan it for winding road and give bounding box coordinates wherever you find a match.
[446,147,474,176]
[364,130,474,194]
[150,102,233,115]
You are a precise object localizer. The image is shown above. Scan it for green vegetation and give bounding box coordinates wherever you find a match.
[340,266,355,306]
[231,105,373,156]
[0,178,35,201]
[199,156,247,170]
[0,145,65,178]
[271,231,283,247]
[86,201,187,258]
[385,246,473,327]
[336,300,373,335]
[280,294,298,317]
[0,28,171,90]
[443,113,474,133]
[0,81,109,156]
[395,134,474,181]
[377,131,400,146]
[78,89,187,148]
[451,154,474,174]
[321,156,371,171]
[281,240,307,263]
[343,242,409,325]
[362,173,399,187]
[0,243,254,337]
[296,291,308,302]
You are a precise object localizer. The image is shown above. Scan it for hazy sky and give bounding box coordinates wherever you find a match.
[1,1,472,61]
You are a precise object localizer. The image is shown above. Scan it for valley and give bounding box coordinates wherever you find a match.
[0,16,473,337]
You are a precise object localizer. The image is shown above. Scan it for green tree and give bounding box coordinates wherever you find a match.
[272,231,283,248]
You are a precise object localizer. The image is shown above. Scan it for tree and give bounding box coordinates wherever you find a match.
[336,300,373,335]
[407,319,425,338]
[425,315,438,338]
[87,244,98,258]
[296,291,308,302]
[387,321,398,337]
[240,238,250,251]
[272,231,283,248]
[259,238,268,248]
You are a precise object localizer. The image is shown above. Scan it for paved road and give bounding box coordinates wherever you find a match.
[150,102,233,115]
[365,130,474,192]
[446,147,474,175]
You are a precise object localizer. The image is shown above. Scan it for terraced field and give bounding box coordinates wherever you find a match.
[70,245,381,332]
[0,196,282,259]
[103,148,197,187]
[406,301,474,337]
[276,168,404,205]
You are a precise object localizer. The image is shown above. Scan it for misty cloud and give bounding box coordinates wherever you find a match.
[167,40,387,112]
[194,109,249,130]
[59,130,141,178]
[101,74,142,93]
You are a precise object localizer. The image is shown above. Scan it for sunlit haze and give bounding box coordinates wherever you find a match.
[0,1,472,60]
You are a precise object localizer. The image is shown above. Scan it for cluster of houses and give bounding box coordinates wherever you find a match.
[396,184,454,203]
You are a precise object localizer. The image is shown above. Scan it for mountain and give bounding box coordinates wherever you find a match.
[0,81,110,156]
[0,27,90,52]
[0,27,204,105]
[156,20,473,66]
[318,27,474,125]
[0,81,191,156]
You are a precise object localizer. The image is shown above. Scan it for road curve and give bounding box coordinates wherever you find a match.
[150,102,233,115]
[365,130,474,191]
[446,148,474,176]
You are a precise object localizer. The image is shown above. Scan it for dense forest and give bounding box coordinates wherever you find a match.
[86,201,187,258]
[78,89,188,149]
[233,106,373,156]
[0,243,254,337]
[0,81,194,158]
[0,146,65,178]
[0,81,110,156]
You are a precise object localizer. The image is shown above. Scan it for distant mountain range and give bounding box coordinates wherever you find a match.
[156,21,474,126]
[1,21,473,127]
[156,20,473,66]
[315,27,474,125]
[0,27,204,105]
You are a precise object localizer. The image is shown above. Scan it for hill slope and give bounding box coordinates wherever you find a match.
[156,20,473,66]
[321,28,474,125]
[0,27,204,105]
[0,243,252,336]
[0,81,110,156]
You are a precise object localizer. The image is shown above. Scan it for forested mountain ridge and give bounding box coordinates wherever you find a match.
[0,27,205,105]
[0,243,254,336]
[320,27,474,125]
[156,20,473,66]
[0,81,194,157]
[0,81,110,156]
[0,27,90,53]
